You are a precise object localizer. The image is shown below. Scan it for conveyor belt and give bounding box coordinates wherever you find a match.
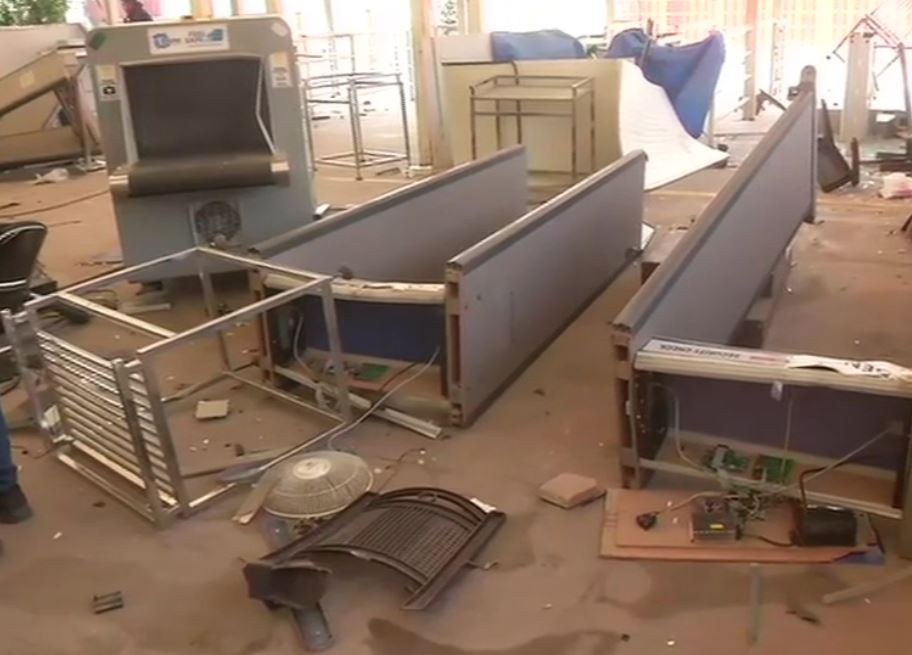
[113,153,288,197]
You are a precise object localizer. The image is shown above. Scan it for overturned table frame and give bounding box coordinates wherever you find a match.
[1,248,352,525]
[302,71,412,181]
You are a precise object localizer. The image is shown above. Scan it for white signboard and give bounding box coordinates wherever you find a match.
[147,24,229,56]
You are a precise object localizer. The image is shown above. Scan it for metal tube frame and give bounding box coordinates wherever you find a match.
[469,75,595,182]
[302,71,412,180]
[5,248,353,525]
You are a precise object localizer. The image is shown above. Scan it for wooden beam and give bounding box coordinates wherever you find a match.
[103,0,120,23]
[465,0,484,33]
[410,0,434,166]
[742,0,760,120]
[190,0,213,19]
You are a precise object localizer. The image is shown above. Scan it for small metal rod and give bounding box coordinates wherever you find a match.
[1,311,48,434]
[349,76,364,180]
[134,354,192,509]
[56,292,176,339]
[194,248,329,283]
[318,279,352,421]
[589,86,596,173]
[495,98,503,150]
[470,92,479,160]
[397,73,412,168]
[113,358,168,524]
[747,563,763,645]
[137,280,326,357]
[302,83,318,172]
[192,249,232,371]
[185,482,241,511]
[571,86,578,180]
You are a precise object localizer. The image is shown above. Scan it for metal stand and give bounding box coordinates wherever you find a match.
[748,563,763,644]
[831,5,912,145]
[841,31,873,142]
[1,248,352,526]
[302,72,411,181]
[469,75,595,181]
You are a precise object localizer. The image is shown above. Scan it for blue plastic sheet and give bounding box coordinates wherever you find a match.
[605,28,725,138]
[491,30,585,62]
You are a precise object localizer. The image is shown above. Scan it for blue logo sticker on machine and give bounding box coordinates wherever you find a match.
[148,24,230,55]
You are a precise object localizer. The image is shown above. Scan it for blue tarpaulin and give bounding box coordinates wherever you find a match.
[491,30,585,62]
[605,28,725,138]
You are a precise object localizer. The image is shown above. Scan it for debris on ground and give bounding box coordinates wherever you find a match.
[538,473,605,509]
[786,596,822,625]
[879,173,912,199]
[120,299,172,316]
[92,591,125,614]
[195,399,230,421]
[33,168,70,185]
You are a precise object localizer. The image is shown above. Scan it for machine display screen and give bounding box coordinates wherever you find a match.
[123,57,273,160]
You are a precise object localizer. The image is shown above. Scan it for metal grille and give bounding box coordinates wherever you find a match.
[327,505,470,578]
[37,332,177,504]
[263,487,506,610]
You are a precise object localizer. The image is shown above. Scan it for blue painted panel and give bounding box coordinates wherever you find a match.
[298,296,446,365]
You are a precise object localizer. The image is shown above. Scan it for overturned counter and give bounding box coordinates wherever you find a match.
[255,146,645,425]
[610,67,912,557]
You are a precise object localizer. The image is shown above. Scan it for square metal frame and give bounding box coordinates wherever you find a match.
[469,74,596,182]
[2,247,351,525]
[302,71,412,181]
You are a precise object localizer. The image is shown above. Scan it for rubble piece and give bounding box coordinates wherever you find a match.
[92,591,124,614]
[195,399,231,421]
[538,473,605,509]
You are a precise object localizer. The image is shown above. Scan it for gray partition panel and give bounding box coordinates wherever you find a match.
[257,147,528,283]
[614,89,816,352]
[448,151,646,424]
[662,374,909,469]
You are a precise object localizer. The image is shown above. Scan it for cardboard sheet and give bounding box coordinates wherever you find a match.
[601,489,873,563]
[617,61,728,190]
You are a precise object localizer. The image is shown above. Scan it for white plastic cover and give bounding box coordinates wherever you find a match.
[618,61,728,190]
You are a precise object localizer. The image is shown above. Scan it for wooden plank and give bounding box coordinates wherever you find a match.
[600,489,873,563]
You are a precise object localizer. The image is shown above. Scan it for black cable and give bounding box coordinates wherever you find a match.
[743,533,794,548]
[377,359,421,393]
[799,465,825,509]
